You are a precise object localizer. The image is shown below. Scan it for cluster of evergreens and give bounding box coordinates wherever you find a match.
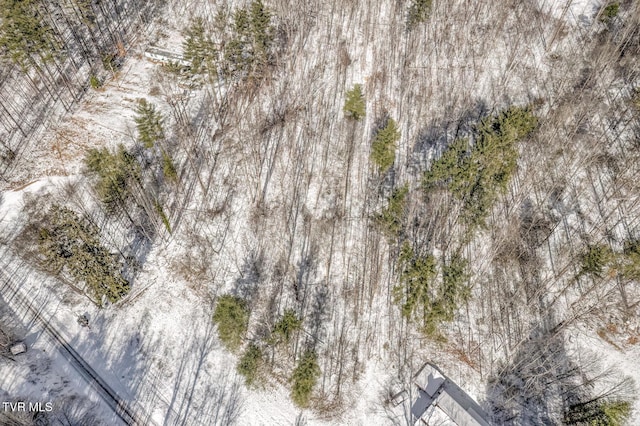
[0,0,60,70]
[392,242,470,339]
[579,240,640,281]
[0,0,153,123]
[389,106,536,339]
[38,205,129,305]
[181,0,276,81]
[212,296,318,406]
[84,107,176,232]
[423,106,538,230]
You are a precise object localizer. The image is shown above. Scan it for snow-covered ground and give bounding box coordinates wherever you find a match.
[2,0,640,424]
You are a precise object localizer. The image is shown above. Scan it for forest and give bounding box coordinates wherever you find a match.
[1,0,640,425]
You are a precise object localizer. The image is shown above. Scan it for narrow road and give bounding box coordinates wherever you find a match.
[0,269,154,426]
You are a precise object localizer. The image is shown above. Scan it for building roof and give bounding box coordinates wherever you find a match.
[411,362,491,426]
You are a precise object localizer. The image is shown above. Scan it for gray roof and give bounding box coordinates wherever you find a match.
[411,363,490,426]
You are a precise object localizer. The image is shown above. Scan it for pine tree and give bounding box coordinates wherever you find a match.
[375,184,408,239]
[272,309,302,344]
[580,244,614,278]
[291,350,320,407]
[85,145,141,213]
[249,0,273,65]
[0,0,60,70]
[237,343,263,386]
[343,84,366,120]
[407,0,433,30]
[162,151,178,182]
[213,295,249,352]
[182,17,217,76]
[393,242,437,326]
[371,117,400,173]
[134,99,164,148]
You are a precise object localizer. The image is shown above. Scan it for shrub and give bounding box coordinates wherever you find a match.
[237,343,263,386]
[291,350,320,407]
[344,84,366,120]
[371,117,400,173]
[213,295,249,352]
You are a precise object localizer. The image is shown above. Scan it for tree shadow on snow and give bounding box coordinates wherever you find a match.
[409,100,489,174]
[163,312,244,426]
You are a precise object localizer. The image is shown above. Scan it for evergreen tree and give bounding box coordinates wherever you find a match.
[580,244,614,278]
[621,240,640,281]
[291,350,320,407]
[182,17,217,76]
[85,145,141,213]
[162,151,178,182]
[393,242,437,326]
[566,399,631,425]
[272,309,302,343]
[600,3,620,24]
[344,84,366,120]
[134,99,164,148]
[0,0,60,70]
[371,117,400,173]
[237,343,263,386]
[249,0,273,65]
[38,205,129,305]
[375,184,408,239]
[213,295,249,352]
[154,199,171,233]
[407,0,433,30]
